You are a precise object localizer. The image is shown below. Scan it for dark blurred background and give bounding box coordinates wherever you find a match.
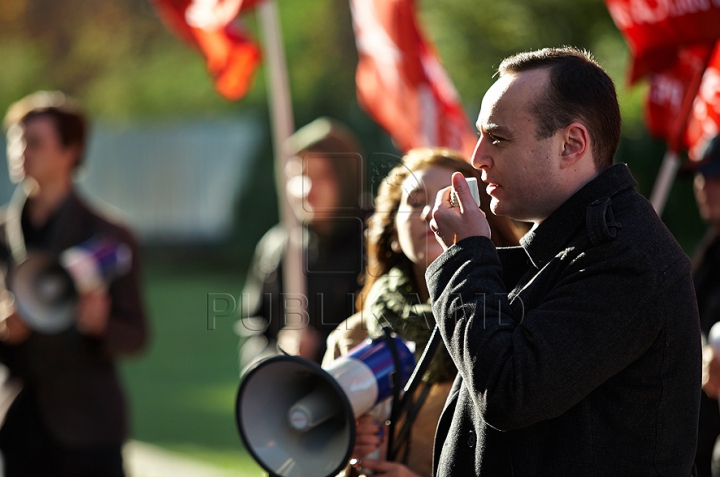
[0,0,706,473]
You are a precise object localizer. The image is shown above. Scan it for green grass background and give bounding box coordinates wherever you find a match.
[121,264,265,475]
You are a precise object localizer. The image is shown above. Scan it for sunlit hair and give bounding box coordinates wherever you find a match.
[3,90,88,169]
[499,47,621,171]
[356,147,520,311]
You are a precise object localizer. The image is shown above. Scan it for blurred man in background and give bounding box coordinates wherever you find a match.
[237,117,366,366]
[692,135,720,477]
[0,91,148,476]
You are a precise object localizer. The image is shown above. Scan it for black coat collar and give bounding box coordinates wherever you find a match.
[520,163,637,269]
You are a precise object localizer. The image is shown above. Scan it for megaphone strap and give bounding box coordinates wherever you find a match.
[382,326,404,464]
[387,325,443,462]
[392,381,432,465]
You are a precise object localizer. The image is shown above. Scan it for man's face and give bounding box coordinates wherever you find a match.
[286,154,341,224]
[694,173,720,226]
[7,115,75,186]
[471,69,565,223]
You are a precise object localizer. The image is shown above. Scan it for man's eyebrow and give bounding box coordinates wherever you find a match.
[476,122,510,135]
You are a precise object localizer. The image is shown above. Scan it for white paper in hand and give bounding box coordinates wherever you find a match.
[451,177,481,208]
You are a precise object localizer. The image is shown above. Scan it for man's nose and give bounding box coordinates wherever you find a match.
[471,136,492,170]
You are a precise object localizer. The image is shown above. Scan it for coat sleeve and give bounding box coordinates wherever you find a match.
[101,229,148,357]
[425,235,693,431]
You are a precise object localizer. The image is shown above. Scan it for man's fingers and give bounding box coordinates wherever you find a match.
[356,422,382,436]
[433,186,453,211]
[354,418,382,449]
[451,172,478,212]
[1,313,31,345]
[354,443,380,456]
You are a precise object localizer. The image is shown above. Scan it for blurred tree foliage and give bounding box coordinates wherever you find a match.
[0,0,252,118]
[0,0,706,252]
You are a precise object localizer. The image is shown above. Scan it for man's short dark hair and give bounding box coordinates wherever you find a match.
[499,47,621,170]
[3,91,88,168]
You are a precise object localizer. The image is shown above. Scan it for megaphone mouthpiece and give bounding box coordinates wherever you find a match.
[288,389,337,431]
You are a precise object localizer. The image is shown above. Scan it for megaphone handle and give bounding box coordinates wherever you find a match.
[354,405,386,476]
[359,403,387,475]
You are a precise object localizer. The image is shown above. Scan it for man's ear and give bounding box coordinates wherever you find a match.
[559,122,589,169]
[61,144,81,172]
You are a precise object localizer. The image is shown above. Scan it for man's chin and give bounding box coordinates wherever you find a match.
[490,201,524,221]
[490,199,505,216]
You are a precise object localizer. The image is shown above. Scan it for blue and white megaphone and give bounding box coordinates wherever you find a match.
[235,335,415,477]
[10,236,131,334]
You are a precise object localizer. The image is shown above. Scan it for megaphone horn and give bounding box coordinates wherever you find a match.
[236,335,415,477]
[9,237,132,334]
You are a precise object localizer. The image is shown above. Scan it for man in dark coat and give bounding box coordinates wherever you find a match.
[0,91,148,476]
[426,47,700,475]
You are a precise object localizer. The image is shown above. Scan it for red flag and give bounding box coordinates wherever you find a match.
[604,0,720,83]
[645,44,720,158]
[151,0,262,100]
[685,45,720,160]
[350,0,476,157]
[645,45,710,141]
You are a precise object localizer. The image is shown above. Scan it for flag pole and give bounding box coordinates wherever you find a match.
[649,150,680,214]
[257,1,307,349]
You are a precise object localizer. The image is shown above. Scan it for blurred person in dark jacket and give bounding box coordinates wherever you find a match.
[691,135,720,477]
[237,117,366,365]
[0,91,148,477]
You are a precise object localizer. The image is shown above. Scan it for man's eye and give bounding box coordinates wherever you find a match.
[477,131,502,145]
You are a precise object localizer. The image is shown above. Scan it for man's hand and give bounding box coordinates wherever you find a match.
[351,415,386,459]
[702,345,720,399]
[0,314,31,345]
[76,289,111,337]
[428,172,491,250]
[0,291,31,345]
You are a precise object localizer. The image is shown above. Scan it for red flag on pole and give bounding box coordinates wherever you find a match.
[645,45,712,142]
[604,0,720,214]
[349,0,476,157]
[604,0,720,83]
[685,44,720,160]
[644,43,720,158]
[150,0,262,100]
